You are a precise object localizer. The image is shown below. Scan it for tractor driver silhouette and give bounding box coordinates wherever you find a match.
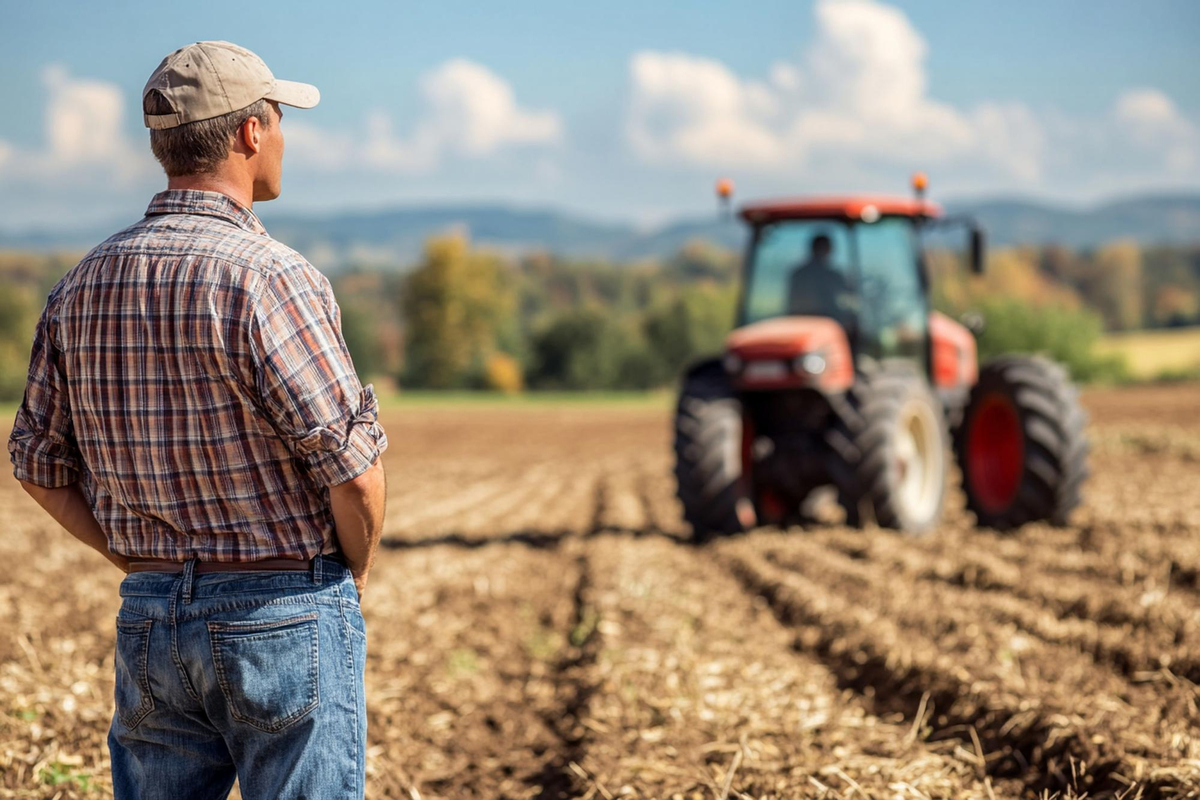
[786,233,855,331]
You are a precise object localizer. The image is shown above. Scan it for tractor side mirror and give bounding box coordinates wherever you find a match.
[970,227,986,274]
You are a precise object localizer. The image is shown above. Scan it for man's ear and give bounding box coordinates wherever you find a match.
[241,115,263,155]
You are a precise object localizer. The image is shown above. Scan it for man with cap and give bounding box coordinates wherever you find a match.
[8,41,385,798]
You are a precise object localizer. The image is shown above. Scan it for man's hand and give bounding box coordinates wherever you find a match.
[329,457,386,603]
[18,481,126,572]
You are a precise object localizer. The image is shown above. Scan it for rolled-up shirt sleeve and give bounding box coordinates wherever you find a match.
[8,289,83,488]
[248,259,388,487]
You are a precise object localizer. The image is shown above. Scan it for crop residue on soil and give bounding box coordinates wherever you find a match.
[1,383,1198,798]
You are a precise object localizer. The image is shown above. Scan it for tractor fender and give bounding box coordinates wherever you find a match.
[929,311,978,391]
[680,355,725,385]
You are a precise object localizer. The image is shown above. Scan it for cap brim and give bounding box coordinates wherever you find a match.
[265,79,320,109]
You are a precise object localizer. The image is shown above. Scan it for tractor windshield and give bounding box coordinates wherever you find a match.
[742,220,856,328]
[741,216,929,366]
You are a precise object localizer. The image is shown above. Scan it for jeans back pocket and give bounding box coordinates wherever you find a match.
[114,617,155,729]
[208,612,320,733]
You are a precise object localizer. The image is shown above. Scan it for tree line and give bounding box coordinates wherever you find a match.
[334,235,738,392]
[1,236,1199,400]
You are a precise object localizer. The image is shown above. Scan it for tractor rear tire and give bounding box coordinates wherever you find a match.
[955,355,1089,530]
[830,366,949,534]
[674,359,748,542]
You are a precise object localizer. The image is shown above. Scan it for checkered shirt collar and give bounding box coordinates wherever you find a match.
[145,189,267,235]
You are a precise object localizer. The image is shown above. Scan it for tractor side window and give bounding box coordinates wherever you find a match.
[744,221,854,325]
[855,217,927,366]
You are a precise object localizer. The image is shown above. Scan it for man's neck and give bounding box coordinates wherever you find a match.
[166,174,254,210]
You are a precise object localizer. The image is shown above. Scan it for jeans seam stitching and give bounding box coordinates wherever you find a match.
[208,622,321,733]
[116,623,155,729]
[338,589,361,798]
[168,590,202,702]
[174,596,336,620]
[206,611,320,633]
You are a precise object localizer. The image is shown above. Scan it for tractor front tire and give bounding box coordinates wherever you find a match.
[955,355,1089,530]
[674,359,748,542]
[831,366,949,534]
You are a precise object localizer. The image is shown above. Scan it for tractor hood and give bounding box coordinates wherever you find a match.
[724,317,853,391]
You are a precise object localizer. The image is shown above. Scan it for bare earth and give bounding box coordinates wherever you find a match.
[1,383,1198,798]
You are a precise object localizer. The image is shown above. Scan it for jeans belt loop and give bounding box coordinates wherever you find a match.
[311,554,323,585]
[181,557,198,605]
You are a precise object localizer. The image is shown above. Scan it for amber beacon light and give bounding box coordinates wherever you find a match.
[911,171,928,200]
[716,178,734,218]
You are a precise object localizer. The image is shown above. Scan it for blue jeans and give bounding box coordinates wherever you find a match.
[108,556,367,799]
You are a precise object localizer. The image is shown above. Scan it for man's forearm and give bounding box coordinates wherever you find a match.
[329,457,387,593]
[18,481,127,571]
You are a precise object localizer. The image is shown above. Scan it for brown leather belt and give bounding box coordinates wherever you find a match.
[127,558,320,574]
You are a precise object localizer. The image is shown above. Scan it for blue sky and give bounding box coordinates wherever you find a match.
[1,0,1197,228]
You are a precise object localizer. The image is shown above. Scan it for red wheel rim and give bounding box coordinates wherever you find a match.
[966,393,1023,513]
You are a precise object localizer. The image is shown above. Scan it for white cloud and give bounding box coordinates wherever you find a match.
[625,0,1200,197]
[288,58,561,174]
[0,65,153,184]
[626,0,1039,181]
[1113,88,1198,170]
[420,59,561,155]
[626,52,784,168]
[1115,89,1179,127]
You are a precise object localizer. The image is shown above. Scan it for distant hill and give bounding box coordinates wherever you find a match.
[249,205,748,268]
[951,193,1200,249]
[264,205,635,265]
[2,192,1197,267]
[261,192,1200,268]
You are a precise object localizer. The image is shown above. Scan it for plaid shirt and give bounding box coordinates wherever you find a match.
[8,190,388,562]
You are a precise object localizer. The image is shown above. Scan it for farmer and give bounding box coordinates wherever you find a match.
[787,233,855,330]
[7,41,386,798]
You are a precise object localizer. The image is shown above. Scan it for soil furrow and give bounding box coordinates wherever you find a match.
[360,544,581,798]
[594,463,650,534]
[524,547,604,799]
[808,529,1200,650]
[577,534,995,798]
[767,542,1200,685]
[717,538,1199,798]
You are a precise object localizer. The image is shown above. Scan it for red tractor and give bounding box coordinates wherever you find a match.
[674,177,1089,539]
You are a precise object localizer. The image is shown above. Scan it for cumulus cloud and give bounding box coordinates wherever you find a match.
[289,58,561,174]
[0,65,153,184]
[626,52,784,168]
[421,59,561,155]
[1114,88,1198,170]
[626,0,1032,178]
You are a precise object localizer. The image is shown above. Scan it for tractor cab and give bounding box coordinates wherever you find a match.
[728,192,983,399]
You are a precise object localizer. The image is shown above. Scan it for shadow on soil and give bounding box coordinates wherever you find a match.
[380,526,684,552]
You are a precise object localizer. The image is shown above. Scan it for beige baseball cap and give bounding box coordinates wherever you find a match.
[143,41,319,130]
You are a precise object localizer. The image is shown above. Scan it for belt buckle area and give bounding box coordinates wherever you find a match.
[126,559,312,575]
[195,559,312,574]
[126,561,186,575]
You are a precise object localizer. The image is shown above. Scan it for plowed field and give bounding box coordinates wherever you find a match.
[2,383,1198,798]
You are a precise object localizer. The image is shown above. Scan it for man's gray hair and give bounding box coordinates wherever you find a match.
[143,90,272,177]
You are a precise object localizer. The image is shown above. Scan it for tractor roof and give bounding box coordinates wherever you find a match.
[739,196,943,224]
